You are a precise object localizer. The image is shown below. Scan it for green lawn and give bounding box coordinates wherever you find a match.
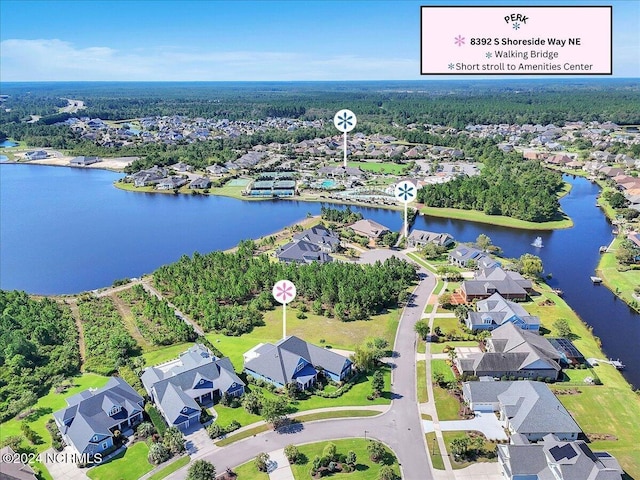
[142,342,194,367]
[0,374,110,452]
[206,305,399,371]
[417,360,428,403]
[524,283,640,478]
[433,317,461,338]
[417,340,426,354]
[431,360,456,383]
[555,386,640,478]
[433,386,461,421]
[146,456,190,480]
[596,236,640,312]
[442,431,497,470]
[421,206,573,230]
[425,433,445,470]
[292,410,379,423]
[406,253,438,274]
[233,459,270,479]
[290,438,400,480]
[329,161,411,175]
[87,442,153,480]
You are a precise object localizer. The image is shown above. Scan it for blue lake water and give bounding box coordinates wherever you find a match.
[0,140,18,148]
[1,164,639,387]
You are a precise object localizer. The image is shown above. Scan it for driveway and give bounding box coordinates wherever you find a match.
[423,411,507,441]
[42,447,89,480]
[183,424,212,456]
[454,462,503,480]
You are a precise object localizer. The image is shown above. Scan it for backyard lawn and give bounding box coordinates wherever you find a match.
[87,442,153,480]
[290,438,401,480]
[0,373,110,452]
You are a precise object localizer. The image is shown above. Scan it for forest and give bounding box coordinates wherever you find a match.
[77,296,140,375]
[117,285,198,346]
[417,150,564,221]
[153,240,417,334]
[0,291,80,422]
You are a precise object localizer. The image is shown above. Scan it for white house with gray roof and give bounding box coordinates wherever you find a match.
[457,322,561,380]
[498,433,622,480]
[292,224,340,252]
[243,336,352,389]
[466,293,540,332]
[448,245,500,269]
[461,267,533,302]
[462,381,581,442]
[141,344,244,430]
[407,229,454,248]
[53,377,144,458]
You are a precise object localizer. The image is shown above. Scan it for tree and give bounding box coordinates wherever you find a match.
[609,192,628,209]
[420,242,442,260]
[187,459,216,480]
[285,382,301,400]
[450,437,471,459]
[346,450,357,466]
[284,444,300,464]
[476,234,492,252]
[242,391,263,415]
[136,422,155,438]
[148,442,170,464]
[323,442,338,462]
[261,396,289,425]
[255,452,270,472]
[553,318,572,338]
[519,254,543,277]
[447,348,458,363]
[367,441,386,463]
[454,305,469,323]
[439,293,453,309]
[372,370,385,396]
[378,465,398,480]
[352,345,379,372]
[311,455,322,474]
[414,319,430,340]
[162,427,185,454]
[206,422,222,439]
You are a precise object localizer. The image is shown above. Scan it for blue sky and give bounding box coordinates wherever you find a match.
[1,0,638,81]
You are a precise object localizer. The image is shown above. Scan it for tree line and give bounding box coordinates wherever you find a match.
[0,291,80,422]
[417,150,563,222]
[152,240,417,335]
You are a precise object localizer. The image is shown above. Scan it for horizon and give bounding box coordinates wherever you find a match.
[1,0,638,82]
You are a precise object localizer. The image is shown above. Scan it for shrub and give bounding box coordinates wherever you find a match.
[323,442,338,462]
[136,422,155,439]
[186,459,216,480]
[162,427,185,454]
[284,444,300,464]
[148,442,170,464]
[255,452,269,472]
[145,404,167,437]
[207,423,222,439]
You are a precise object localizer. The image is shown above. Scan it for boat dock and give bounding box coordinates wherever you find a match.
[587,358,626,370]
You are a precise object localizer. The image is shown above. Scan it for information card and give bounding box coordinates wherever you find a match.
[421,6,612,75]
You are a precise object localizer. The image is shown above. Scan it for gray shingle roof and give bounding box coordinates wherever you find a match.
[407,229,454,247]
[349,219,390,238]
[292,225,340,250]
[53,377,144,455]
[244,336,351,386]
[276,240,333,264]
[141,344,244,425]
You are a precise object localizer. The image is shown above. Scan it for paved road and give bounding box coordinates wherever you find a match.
[165,248,436,479]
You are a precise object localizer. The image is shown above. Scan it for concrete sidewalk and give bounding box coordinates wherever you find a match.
[268,448,294,480]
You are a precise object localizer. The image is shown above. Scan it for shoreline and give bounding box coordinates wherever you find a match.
[555,166,640,312]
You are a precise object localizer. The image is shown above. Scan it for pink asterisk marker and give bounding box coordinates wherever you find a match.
[275,283,294,302]
[454,35,465,47]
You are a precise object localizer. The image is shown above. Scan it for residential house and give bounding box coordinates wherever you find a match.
[53,377,144,457]
[461,267,533,302]
[170,162,193,172]
[498,433,623,480]
[456,323,562,380]
[462,380,581,441]
[24,150,48,161]
[276,240,333,264]
[0,446,37,479]
[407,229,454,248]
[206,164,229,176]
[243,336,352,389]
[129,166,167,187]
[141,344,245,431]
[448,245,500,270]
[466,293,540,332]
[292,224,340,252]
[189,177,211,189]
[70,156,101,166]
[156,176,188,190]
[349,219,391,239]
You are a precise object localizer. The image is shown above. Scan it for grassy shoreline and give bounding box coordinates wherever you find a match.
[420,206,573,230]
[596,236,640,312]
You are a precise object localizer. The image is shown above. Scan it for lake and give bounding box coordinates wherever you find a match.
[1,164,639,387]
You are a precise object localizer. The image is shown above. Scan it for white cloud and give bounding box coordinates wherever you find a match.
[0,39,418,81]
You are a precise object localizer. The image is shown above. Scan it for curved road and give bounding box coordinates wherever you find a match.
[167,249,436,479]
